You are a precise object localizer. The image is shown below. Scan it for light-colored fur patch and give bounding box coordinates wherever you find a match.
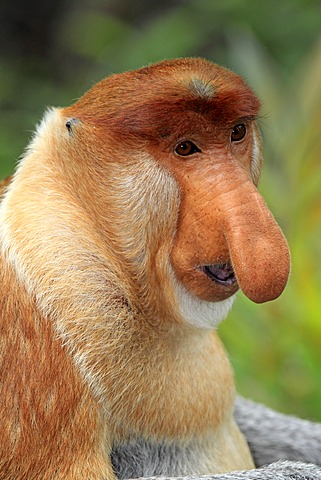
[251,127,263,184]
[172,269,236,329]
[188,77,216,100]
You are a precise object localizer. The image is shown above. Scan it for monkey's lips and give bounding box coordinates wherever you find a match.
[201,262,237,287]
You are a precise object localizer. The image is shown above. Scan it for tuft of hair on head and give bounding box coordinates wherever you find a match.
[188,77,216,100]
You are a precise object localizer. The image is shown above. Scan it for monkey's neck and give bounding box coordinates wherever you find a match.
[100,318,236,442]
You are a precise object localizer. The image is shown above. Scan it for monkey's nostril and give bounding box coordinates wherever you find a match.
[202,263,237,286]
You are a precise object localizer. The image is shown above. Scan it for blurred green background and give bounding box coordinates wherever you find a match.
[1,0,321,421]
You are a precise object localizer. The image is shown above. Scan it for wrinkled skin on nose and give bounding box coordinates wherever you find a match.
[171,162,290,304]
[221,178,290,303]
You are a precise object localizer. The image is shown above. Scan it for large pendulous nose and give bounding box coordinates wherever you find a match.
[222,177,290,303]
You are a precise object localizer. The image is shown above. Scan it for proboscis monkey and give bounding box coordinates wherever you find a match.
[0,58,290,480]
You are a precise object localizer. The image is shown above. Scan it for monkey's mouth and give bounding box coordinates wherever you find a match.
[201,263,237,287]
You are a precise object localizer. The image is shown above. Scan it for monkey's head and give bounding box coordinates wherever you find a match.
[60,58,290,327]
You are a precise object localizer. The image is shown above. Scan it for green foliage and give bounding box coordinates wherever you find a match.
[0,0,320,420]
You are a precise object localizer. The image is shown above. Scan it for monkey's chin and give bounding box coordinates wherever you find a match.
[173,279,236,330]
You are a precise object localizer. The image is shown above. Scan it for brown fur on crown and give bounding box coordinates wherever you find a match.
[0,58,290,478]
[64,58,260,137]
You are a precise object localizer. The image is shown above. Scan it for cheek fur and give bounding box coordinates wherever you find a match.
[250,127,263,185]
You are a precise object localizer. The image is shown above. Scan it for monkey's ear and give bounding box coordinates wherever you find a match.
[65,117,80,135]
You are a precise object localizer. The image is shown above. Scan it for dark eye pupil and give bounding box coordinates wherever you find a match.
[175,141,199,156]
[231,124,246,142]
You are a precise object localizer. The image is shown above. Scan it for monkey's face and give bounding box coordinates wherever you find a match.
[166,121,260,304]
[158,117,290,306]
[64,58,290,311]
[166,120,277,305]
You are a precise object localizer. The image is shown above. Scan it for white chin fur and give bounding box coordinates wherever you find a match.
[173,279,236,330]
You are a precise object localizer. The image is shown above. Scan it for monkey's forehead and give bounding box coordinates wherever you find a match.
[64,58,260,125]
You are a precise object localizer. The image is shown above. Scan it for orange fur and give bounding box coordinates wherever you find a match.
[0,176,11,201]
[0,58,290,479]
[0,256,113,479]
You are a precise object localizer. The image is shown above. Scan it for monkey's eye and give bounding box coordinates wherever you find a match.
[175,140,200,157]
[231,124,247,142]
